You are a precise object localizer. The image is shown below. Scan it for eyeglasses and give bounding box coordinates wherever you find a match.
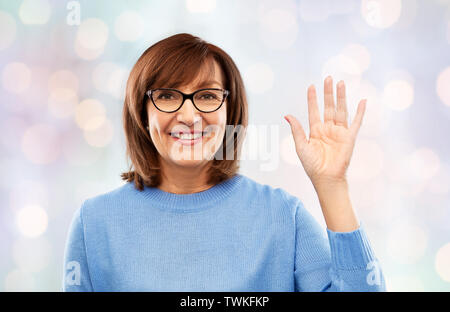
[146,88,229,113]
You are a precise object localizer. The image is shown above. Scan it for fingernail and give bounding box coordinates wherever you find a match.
[284,116,290,123]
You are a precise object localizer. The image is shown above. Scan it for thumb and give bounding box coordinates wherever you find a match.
[284,114,308,153]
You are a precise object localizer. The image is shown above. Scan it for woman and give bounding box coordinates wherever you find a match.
[63,33,386,291]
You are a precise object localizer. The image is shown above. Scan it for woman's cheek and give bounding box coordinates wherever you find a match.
[148,115,168,155]
[202,113,227,159]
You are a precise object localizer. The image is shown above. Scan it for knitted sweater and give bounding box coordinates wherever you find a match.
[62,173,386,291]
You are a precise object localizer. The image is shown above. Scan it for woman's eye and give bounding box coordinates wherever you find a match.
[158,93,173,99]
[200,94,217,99]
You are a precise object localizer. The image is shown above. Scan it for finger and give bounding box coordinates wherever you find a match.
[336,80,349,128]
[324,76,336,125]
[349,99,367,138]
[307,85,321,133]
[284,115,308,153]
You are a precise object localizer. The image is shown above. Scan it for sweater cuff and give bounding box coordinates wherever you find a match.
[326,221,377,270]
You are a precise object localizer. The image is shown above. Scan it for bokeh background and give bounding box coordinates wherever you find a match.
[0,0,449,291]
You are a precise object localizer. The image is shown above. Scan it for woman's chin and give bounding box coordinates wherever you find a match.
[165,140,218,167]
[167,152,212,167]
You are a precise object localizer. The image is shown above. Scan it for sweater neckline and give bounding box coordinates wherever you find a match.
[135,173,244,212]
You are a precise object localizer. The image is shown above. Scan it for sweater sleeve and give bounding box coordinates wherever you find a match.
[62,202,94,291]
[293,200,386,292]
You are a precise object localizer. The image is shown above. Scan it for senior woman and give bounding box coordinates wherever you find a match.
[63,33,386,292]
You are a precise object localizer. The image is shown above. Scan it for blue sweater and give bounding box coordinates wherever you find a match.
[62,173,386,291]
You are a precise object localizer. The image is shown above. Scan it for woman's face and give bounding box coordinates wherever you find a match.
[146,60,227,169]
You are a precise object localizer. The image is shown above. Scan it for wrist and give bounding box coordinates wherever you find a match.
[313,178,349,194]
[312,179,359,232]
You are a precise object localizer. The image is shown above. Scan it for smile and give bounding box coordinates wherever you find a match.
[169,131,209,146]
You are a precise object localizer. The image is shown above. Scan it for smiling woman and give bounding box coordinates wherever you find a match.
[120,33,248,193]
[62,33,386,292]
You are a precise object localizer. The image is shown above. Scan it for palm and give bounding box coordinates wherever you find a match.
[285,76,366,185]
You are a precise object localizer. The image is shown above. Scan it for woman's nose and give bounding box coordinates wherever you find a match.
[176,99,201,126]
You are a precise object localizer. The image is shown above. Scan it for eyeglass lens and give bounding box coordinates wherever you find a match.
[152,89,224,112]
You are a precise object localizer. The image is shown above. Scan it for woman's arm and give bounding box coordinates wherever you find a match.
[313,179,359,232]
[62,203,94,291]
[285,76,385,291]
[293,200,386,292]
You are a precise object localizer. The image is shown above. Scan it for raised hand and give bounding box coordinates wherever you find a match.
[284,76,366,187]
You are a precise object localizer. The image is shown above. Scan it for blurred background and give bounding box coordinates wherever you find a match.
[0,0,449,291]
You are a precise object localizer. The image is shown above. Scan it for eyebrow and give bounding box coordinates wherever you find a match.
[195,80,223,88]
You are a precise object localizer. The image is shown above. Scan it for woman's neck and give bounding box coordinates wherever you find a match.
[157,160,213,194]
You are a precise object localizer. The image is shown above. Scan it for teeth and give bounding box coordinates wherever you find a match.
[171,132,204,140]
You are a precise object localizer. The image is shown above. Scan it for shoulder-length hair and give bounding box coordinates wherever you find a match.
[120,33,248,191]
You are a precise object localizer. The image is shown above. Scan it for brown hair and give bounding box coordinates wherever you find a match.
[120,33,248,191]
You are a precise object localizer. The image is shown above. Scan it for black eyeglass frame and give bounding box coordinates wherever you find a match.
[146,88,230,113]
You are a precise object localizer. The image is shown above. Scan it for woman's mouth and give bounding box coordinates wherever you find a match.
[169,131,209,146]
